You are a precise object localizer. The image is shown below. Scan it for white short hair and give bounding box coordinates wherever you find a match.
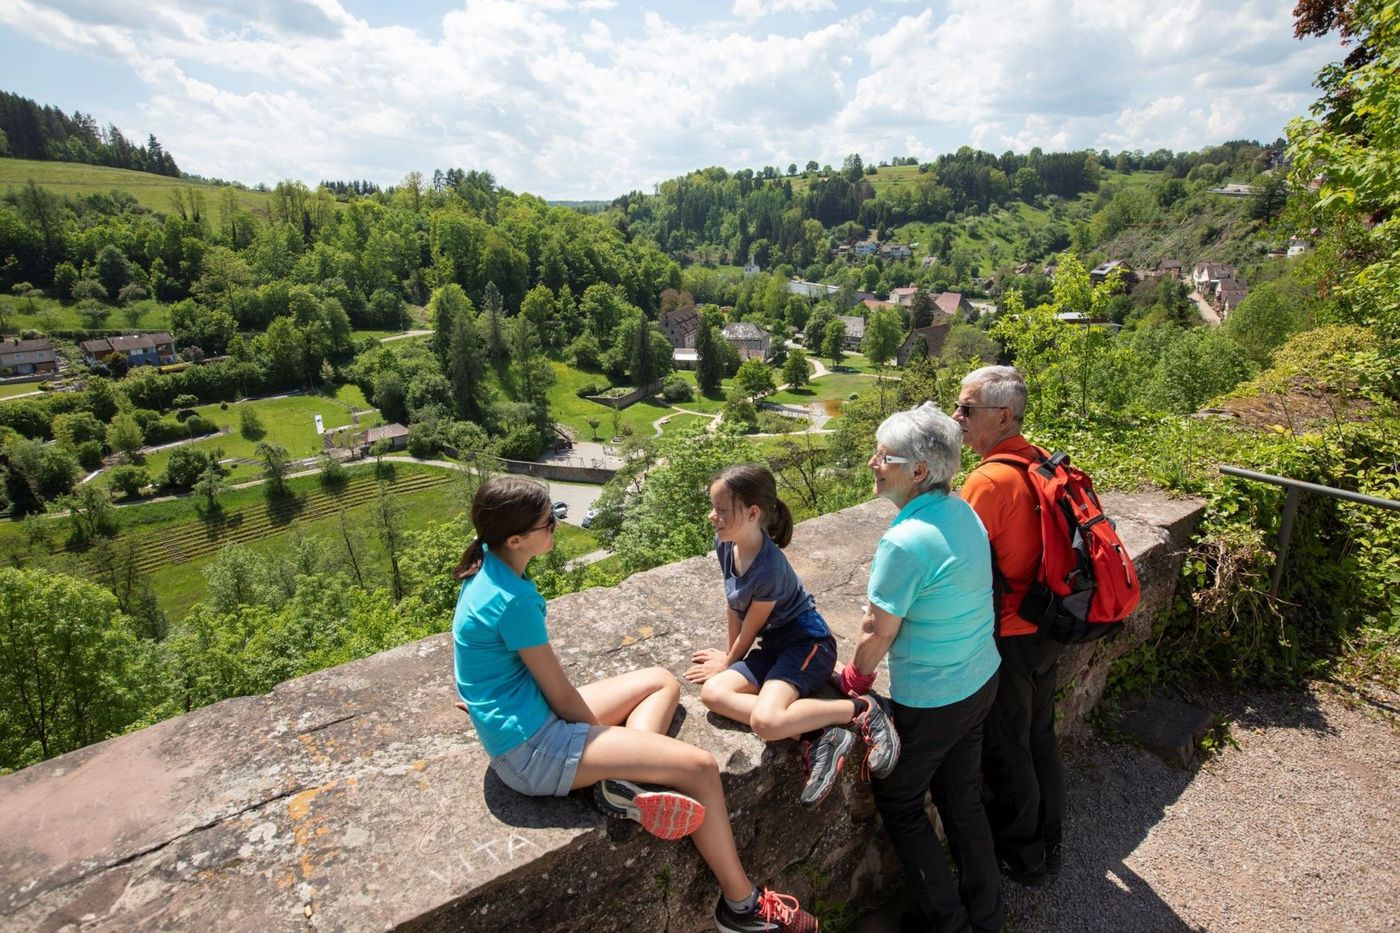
[961,365,1027,419]
[876,402,963,494]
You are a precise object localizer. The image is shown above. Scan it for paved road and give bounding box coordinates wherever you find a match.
[1189,290,1222,326]
[545,479,605,527]
[378,329,432,343]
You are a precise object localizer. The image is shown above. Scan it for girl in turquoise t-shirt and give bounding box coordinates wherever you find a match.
[452,475,818,932]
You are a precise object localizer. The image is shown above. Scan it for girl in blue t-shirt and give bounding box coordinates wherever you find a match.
[453,475,818,932]
[684,464,901,805]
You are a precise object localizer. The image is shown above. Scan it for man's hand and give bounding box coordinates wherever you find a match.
[684,648,729,684]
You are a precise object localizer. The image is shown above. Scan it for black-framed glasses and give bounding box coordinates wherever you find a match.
[529,512,558,534]
[953,402,1005,415]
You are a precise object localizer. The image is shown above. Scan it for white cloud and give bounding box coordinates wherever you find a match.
[733,0,837,21]
[0,0,1344,198]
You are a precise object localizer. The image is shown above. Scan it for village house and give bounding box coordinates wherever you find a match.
[879,243,912,260]
[1215,280,1249,317]
[722,322,771,362]
[659,305,701,349]
[80,332,177,368]
[921,255,938,269]
[788,278,841,300]
[362,423,410,454]
[933,291,972,318]
[743,260,761,276]
[853,240,879,258]
[1089,260,1139,289]
[1287,236,1313,258]
[839,315,866,351]
[0,336,58,377]
[1192,262,1237,295]
[895,322,951,367]
[889,286,919,307]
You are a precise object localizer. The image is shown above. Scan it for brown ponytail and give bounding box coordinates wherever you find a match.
[453,475,552,579]
[713,463,793,548]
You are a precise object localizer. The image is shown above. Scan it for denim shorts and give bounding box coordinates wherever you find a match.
[489,713,592,797]
[731,611,838,699]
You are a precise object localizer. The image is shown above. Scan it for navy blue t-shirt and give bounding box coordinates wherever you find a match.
[716,535,827,641]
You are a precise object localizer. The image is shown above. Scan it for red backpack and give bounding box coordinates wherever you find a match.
[987,448,1140,644]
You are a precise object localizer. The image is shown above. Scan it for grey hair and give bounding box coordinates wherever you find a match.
[961,365,1027,420]
[876,402,963,494]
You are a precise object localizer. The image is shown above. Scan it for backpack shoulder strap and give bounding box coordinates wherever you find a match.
[975,448,1048,604]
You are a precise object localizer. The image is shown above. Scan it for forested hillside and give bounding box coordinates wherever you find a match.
[0,0,1395,778]
[0,91,180,177]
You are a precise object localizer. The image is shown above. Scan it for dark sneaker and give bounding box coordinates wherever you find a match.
[800,726,855,806]
[714,888,820,932]
[999,858,1048,889]
[1046,843,1063,876]
[852,693,900,779]
[592,779,705,840]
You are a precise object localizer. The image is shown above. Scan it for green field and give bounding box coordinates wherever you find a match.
[0,382,43,400]
[547,362,675,439]
[0,158,276,225]
[1,294,171,333]
[138,389,380,485]
[657,412,714,435]
[770,371,874,407]
[139,464,599,621]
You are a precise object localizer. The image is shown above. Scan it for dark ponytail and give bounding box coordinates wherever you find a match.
[713,463,793,548]
[453,475,552,579]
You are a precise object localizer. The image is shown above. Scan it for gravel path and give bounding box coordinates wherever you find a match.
[858,683,1400,932]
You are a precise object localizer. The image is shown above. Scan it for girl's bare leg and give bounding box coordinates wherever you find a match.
[571,726,752,901]
[577,666,680,734]
[748,680,857,742]
[702,674,857,742]
[698,669,761,723]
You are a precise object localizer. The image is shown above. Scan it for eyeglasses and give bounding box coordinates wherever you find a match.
[528,512,558,534]
[870,451,913,467]
[953,402,1005,415]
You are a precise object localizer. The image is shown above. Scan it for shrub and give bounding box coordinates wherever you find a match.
[319,454,348,490]
[106,464,149,498]
[407,425,440,459]
[75,440,104,471]
[498,425,546,461]
[163,447,220,488]
[239,405,265,440]
[575,382,604,398]
[661,376,693,403]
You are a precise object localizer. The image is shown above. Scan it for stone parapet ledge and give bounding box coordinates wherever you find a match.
[0,492,1202,932]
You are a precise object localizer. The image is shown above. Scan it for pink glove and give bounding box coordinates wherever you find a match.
[838,662,876,698]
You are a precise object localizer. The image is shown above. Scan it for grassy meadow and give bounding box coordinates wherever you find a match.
[0,158,276,226]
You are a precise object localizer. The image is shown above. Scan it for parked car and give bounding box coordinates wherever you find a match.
[581,507,599,529]
[552,500,568,520]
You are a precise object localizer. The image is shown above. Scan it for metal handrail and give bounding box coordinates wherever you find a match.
[1218,465,1400,598]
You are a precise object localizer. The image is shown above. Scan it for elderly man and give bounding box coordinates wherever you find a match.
[953,365,1063,888]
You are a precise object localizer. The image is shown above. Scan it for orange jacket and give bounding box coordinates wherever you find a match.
[959,435,1043,637]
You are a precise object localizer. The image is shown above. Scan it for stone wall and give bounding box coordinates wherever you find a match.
[581,380,663,411]
[0,492,1201,932]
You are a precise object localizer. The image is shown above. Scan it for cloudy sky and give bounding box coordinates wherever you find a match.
[0,0,1343,200]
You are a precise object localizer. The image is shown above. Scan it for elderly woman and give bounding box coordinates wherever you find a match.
[840,401,1003,933]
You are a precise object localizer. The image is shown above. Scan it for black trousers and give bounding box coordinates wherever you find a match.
[982,630,1065,874]
[872,673,1002,933]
